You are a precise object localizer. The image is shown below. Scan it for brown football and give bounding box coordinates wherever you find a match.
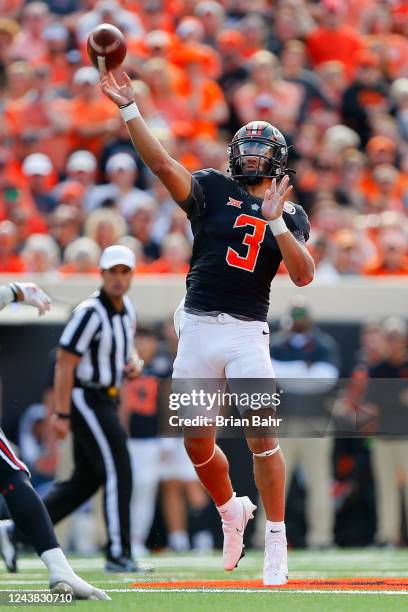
[87,23,127,72]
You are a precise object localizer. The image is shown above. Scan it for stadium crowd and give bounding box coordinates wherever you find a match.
[0,0,407,279]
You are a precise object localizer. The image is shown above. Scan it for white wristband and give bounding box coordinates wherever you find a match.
[120,102,140,122]
[268,216,288,236]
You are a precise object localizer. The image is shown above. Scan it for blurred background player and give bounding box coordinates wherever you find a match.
[368,317,408,547]
[262,299,339,549]
[0,281,108,600]
[121,324,172,557]
[159,320,213,554]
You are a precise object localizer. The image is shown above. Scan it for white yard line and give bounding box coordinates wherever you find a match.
[109,588,408,595]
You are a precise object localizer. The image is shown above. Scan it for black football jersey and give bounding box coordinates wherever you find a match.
[181,168,310,322]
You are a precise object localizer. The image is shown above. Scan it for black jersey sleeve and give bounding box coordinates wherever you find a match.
[283,202,310,244]
[177,168,220,220]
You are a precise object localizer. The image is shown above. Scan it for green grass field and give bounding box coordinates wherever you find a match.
[1,549,408,611]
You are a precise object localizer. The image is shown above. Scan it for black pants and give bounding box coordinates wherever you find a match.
[44,387,132,559]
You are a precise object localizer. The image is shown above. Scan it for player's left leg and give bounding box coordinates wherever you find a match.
[245,434,288,585]
[225,318,288,585]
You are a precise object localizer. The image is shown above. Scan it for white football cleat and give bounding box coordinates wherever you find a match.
[263,528,288,586]
[50,571,110,600]
[221,496,257,571]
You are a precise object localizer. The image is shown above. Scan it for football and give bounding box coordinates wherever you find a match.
[87,23,127,72]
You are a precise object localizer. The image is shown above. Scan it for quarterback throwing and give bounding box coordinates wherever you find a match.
[101,70,314,586]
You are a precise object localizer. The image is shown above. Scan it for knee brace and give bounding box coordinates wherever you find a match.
[253,444,280,458]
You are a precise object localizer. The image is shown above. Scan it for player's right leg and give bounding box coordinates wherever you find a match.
[172,308,256,570]
[0,438,108,600]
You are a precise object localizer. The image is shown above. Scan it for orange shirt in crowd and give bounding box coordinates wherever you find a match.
[233,81,303,134]
[59,264,99,275]
[306,25,364,77]
[365,33,408,79]
[1,0,24,16]
[136,259,189,274]
[70,94,118,157]
[5,96,73,173]
[0,254,25,273]
[359,171,408,210]
[363,258,408,275]
[33,55,71,87]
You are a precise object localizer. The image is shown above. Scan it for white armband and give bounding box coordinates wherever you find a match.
[119,101,141,122]
[0,284,16,311]
[268,216,288,237]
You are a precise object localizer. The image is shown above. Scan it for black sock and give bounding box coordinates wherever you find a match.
[2,471,59,556]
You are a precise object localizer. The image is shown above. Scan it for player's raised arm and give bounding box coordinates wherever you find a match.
[101,72,192,204]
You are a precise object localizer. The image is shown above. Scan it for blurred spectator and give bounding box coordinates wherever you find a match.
[173,47,228,139]
[139,233,191,274]
[159,320,213,553]
[18,403,56,493]
[341,51,389,146]
[363,229,408,275]
[194,1,225,47]
[56,181,86,222]
[363,4,408,80]
[233,50,303,135]
[56,150,98,212]
[281,40,333,122]
[306,0,364,76]
[238,13,268,59]
[10,2,49,62]
[84,208,126,250]
[49,204,82,257]
[142,58,193,128]
[119,234,143,264]
[5,63,72,172]
[332,229,364,275]
[76,0,144,44]
[87,152,155,219]
[369,318,408,546]
[0,219,24,272]
[70,66,119,157]
[128,201,160,262]
[121,325,173,557]
[21,153,56,215]
[308,234,339,285]
[37,22,70,87]
[0,20,20,89]
[269,299,340,548]
[21,232,60,273]
[59,237,100,274]
[390,78,408,141]
[4,60,33,101]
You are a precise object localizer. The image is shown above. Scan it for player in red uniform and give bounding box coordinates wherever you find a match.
[101,71,314,585]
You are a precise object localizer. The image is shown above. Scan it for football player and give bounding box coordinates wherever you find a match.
[0,282,108,600]
[101,72,314,585]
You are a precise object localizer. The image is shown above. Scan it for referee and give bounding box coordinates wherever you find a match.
[47,245,143,572]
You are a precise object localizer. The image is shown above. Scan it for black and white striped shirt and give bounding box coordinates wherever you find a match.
[59,289,136,388]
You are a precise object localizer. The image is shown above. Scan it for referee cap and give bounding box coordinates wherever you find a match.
[100,245,135,270]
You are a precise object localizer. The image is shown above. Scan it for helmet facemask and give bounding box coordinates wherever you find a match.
[228,133,289,185]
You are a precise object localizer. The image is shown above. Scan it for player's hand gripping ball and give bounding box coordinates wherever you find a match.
[87,23,127,73]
